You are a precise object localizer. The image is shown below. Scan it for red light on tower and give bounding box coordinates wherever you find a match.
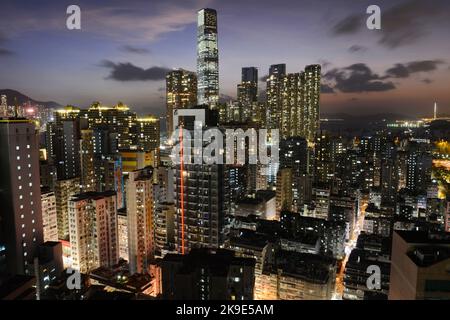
[179,124,185,255]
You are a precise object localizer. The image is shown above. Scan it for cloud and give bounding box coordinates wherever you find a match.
[318,59,332,69]
[100,60,170,81]
[0,31,7,43]
[332,0,450,48]
[325,63,395,93]
[0,31,15,56]
[321,84,335,94]
[332,14,362,35]
[0,0,212,43]
[348,45,367,54]
[120,45,151,54]
[421,78,433,84]
[385,60,444,78]
[0,48,15,56]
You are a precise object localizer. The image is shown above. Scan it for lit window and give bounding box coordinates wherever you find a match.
[27,145,30,149]
[16,146,20,150]
[17,156,20,160]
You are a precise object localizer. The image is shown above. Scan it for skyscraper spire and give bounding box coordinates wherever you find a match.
[434,101,437,120]
[197,8,219,108]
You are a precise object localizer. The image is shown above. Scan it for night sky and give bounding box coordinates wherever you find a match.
[0,0,449,117]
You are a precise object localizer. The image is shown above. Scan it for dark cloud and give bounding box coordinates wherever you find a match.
[422,78,433,84]
[385,60,444,78]
[321,84,335,94]
[318,59,332,69]
[332,0,450,48]
[100,60,170,81]
[325,63,395,93]
[378,0,445,49]
[332,14,362,35]
[348,45,367,54]
[384,64,410,78]
[0,31,8,43]
[0,48,14,56]
[0,31,15,56]
[120,45,151,54]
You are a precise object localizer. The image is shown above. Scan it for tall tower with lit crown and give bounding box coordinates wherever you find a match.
[197,8,219,108]
[434,102,437,120]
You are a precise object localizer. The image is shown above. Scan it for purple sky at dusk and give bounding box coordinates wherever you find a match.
[0,0,449,117]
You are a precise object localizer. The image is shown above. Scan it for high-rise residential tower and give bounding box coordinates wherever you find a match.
[173,107,229,254]
[237,67,258,122]
[68,191,119,273]
[126,166,154,274]
[302,64,321,143]
[166,69,197,139]
[266,64,286,130]
[197,8,219,108]
[0,118,44,275]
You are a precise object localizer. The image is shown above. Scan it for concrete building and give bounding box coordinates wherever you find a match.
[68,191,119,273]
[55,177,80,240]
[40,188,58,242]
[389,230,450,300]
[0,118,44,276]
[126,167,154,274]
[160,248,255,300]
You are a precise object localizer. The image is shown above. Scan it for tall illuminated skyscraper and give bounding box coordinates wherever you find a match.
[237,67,258,122]
[166,70,197,138]
[266,64,286,129]
[173,107,229,254]
[302,64,321,143]
[0,118,44,275]
[197,8,219,108]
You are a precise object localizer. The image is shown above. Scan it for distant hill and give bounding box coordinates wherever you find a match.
[0,89,61,109]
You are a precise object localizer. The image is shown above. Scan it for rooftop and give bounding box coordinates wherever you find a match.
[266,250,336,284]
[71,190,117,202]
[162,248,256,277]
[396,230,450,245]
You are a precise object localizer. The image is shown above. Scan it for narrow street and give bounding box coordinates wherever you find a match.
[333,200,368,299]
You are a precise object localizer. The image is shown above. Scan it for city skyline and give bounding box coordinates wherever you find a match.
[1,1,450,303]
[0,0,449,117]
